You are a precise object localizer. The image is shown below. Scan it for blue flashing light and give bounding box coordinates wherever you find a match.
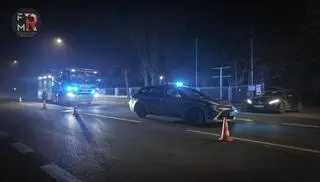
[91,89,96,94]
[232,106,239,113]
[176,81,184,87]
[66,86,73,92]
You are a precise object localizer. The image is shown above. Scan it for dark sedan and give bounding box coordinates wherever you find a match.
[129,85,236,125]
[247,89,303,113]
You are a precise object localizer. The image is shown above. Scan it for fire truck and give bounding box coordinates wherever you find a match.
[37,68,102,105]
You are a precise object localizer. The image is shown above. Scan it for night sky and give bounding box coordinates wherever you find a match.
[0,1,319,103]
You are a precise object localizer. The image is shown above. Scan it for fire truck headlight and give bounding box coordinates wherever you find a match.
[67,92,75,97]
[93,93,99,97]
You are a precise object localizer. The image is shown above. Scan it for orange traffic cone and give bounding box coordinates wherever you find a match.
[73,105,79,117]
[218,117,233,142]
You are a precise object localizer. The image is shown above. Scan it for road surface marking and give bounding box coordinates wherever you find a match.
[240,112,276,116]
[241,112,320,120]
[83,112,142,124]
[234,118,253,122]
[281,122,320,129]
[41,163,81,182]
[11,142,34,154]
[62,109,74,113]
[186,129,320,154]
[0,131,10,138]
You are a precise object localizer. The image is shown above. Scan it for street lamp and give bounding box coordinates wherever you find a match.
[159,75,164,84]
[54,38,63,46]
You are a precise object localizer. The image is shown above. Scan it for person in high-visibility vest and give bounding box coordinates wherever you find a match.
[42,90,48,109]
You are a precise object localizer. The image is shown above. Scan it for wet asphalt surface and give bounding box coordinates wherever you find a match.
[0,98,319,182]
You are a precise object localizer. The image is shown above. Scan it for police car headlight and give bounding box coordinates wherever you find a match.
[269,99,280,105]
[67,92,75,97]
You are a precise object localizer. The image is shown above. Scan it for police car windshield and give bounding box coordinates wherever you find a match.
[263,91,283,96]
[179,87,207,98]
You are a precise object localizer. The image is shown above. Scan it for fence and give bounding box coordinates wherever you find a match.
[104,84,264,103]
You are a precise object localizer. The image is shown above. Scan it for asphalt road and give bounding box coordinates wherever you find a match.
[0,98,319,182]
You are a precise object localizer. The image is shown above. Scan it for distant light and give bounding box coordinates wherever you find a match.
[71,69,76,72]
[232,106,239,113]
[13,88,16,91]
[91,90,96,94]
[67,92,75,97]
[176,81,184,87]
[48,75,52,78]
[56,38,62,43]
[97,79,102,82]
[159,75,164,80]
[55,38,63,46]
[93,71,98,74]
[43,76,47,79]
[12,60,18,64]
[38,76,43,80]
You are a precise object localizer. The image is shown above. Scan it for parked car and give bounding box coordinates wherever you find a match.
[129,85,236,125]
[247,89,303,113]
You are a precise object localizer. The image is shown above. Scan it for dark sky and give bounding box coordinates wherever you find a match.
[0,1,317,92]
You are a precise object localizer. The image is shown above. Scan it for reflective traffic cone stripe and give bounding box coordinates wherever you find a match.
[219,118,226,140]
[225,120,230,137]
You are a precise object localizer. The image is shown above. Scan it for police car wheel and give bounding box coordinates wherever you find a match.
[135,103,147,118]
[185,108,205,126]
[278,103,285,114]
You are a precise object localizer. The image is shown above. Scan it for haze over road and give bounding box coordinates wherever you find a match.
[0,98,319,182]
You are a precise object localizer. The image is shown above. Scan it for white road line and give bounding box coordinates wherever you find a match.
[281,122,320,129]
[62,109,74,113]
[11,142,34,154]
[241,112,320,120]
[0,131,10,138]
[234,118,253,122]
[186,129,320,154]
[41,163,81,182]
[83,112,142,124]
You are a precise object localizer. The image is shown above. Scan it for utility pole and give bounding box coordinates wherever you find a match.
[195,37,198,88]
[212,66,231,99]
[250,30,254,86]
